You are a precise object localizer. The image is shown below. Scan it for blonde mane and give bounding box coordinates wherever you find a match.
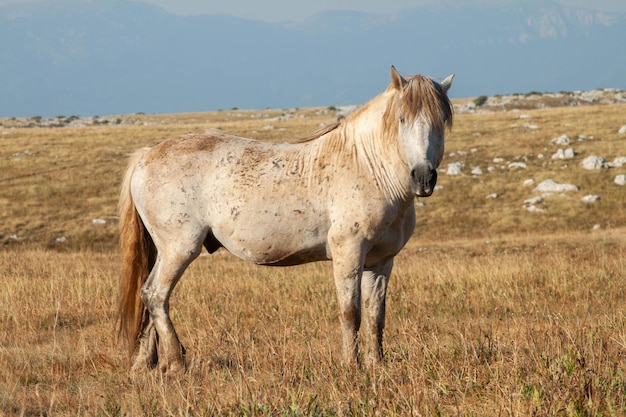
[294,120,342,143]
[295,73,452,149]
[383,73,454,135]
[293,73,454,202]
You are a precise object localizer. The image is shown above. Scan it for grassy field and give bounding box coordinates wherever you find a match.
[1,95,626,415]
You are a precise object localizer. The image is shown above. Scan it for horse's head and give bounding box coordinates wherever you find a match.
[386,66,454,197]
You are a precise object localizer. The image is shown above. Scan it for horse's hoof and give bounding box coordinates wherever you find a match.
[130,355,157,374]
[160,360,186,375]
[129,364,152,377]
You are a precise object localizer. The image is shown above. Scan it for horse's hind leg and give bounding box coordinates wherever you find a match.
[361,258,393,366]
[138,244,201,374]
[132,316,159,372]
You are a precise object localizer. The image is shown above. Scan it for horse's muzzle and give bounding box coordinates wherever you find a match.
[411,167,437,197]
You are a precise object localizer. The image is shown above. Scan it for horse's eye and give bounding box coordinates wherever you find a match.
[399,117,405,124]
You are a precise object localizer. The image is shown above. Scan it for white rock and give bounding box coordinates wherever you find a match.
[592,224,601,230]
[92,218,107,224]
[508,162,527,169]
[526,205,545,213]
[581,195,601,203]
[55,236,68,243]
[524,196,544,205]
[580,155,607,170]
[486,193,499,199]
[618,125,626,134]
[446,162,463,175]
[471,166,483,175]
[551,148,575,160]
[493,157,504,163]
[336,105,358,117]
[523,179,535,187]
[614,174,626,186]
[533,179,578,193]
[552,134,571,145]
[611,156,626,168]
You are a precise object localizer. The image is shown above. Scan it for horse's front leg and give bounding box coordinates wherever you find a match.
[361,258,393,366]
[329,235,364,365]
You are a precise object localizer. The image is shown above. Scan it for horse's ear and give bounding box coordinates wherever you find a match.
[390,66,407,90]
[441,74,454,93]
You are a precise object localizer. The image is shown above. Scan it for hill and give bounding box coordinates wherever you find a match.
[1,0,625,117]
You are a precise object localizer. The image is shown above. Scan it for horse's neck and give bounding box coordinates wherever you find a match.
[318,96,412,202]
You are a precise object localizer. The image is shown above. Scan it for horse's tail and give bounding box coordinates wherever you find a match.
[117,148,155,363]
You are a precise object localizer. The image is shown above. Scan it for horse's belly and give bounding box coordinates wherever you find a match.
[212,215,331,266]
[223,237,330,266]
[254,245,330,266]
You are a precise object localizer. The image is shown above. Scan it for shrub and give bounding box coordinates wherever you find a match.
[473,95,488,107]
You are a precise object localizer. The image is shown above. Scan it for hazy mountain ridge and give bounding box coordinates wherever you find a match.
[1,0,624,117]
[522,6,621,39]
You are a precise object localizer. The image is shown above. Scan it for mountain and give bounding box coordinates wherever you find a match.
[1,0,625,117]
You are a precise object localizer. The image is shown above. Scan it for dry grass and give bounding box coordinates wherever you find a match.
[1,98,626,415]
[2,233,626,415]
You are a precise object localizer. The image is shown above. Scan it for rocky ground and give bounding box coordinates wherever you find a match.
[2,88,626,128]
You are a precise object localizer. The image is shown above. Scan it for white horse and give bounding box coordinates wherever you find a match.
[118,66,454,373]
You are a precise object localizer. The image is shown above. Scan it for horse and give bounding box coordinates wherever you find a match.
[118,66,454,373]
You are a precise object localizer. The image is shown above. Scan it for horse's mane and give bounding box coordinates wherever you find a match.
[294,74,452,146]
[294,119,343,144]
[288,72,453,202]
[383,74,454,135]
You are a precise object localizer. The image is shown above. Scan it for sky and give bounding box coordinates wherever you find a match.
[1,0,626,21]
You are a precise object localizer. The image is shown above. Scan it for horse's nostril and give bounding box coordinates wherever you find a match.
[411,167,434,183]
